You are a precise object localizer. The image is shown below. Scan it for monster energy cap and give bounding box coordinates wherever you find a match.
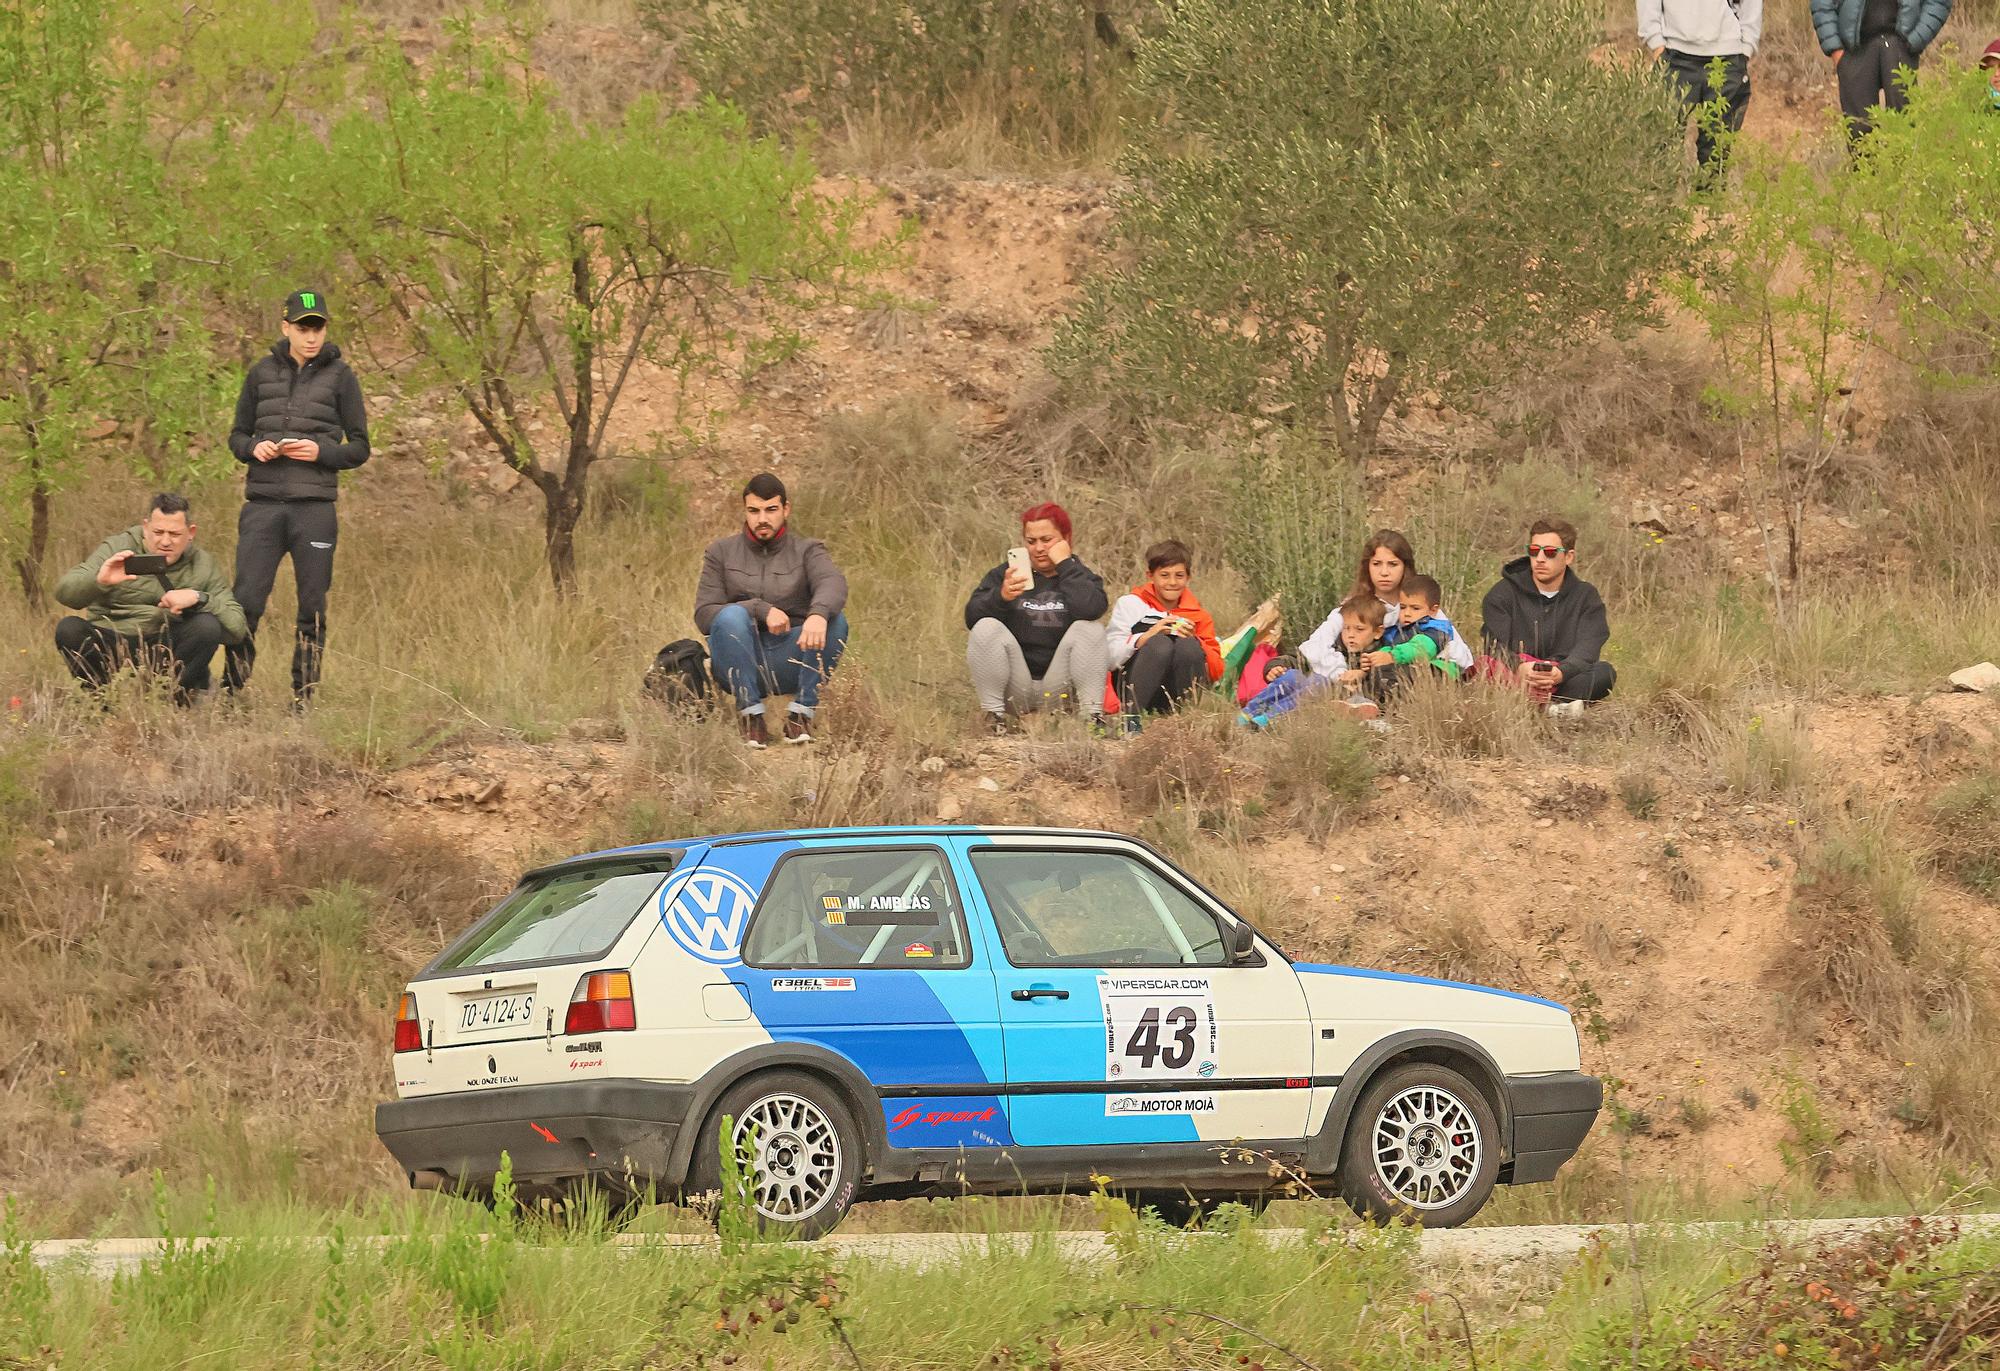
[283,289,329,324]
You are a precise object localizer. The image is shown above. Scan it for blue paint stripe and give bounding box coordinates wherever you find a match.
[1292,962,1568,1012]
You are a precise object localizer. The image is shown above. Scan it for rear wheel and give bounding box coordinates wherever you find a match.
[1337,1062,1499,1229]
[689,1071,863,1240]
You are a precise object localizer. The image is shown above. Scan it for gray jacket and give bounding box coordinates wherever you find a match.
[694,529,848,634]
[1638,0,1762,54]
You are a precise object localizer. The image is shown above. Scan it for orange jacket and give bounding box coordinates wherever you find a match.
[1114,583,1224,681]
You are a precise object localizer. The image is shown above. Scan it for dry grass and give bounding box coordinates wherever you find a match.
[1786,814,2000,1161]
[1389,673,1548,761]
[1247,699,1377,840]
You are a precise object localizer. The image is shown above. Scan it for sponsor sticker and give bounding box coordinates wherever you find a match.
[889,1105,999,1130]
[771,976,857,992]
[1098,974,1220,1080]
[1105,1092,1219,1117]
[565,1040,604,1054]
[902,942,935,958]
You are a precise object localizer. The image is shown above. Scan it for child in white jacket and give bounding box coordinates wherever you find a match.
[1639,0,1761,170]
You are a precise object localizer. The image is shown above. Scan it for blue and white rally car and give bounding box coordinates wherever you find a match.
[377,827,1599,1235]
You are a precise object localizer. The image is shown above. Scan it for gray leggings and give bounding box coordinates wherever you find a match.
[967,617,1107,716]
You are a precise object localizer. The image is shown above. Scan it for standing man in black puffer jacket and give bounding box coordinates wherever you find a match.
[223,289,371,706]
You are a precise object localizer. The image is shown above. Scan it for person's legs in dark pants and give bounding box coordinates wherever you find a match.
[782,613,849,718]
[1664,51,1750,174]
[706,603,771,716]
[1552,661,1617,702]
[286,502,338,702]
[1838,34,1915,137]
[164,612,226,701]
[54,617,127,690]
[225,500,289,691]
[1122,634,1206,714]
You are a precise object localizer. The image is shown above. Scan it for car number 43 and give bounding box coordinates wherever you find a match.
[1099,975,1219,1079]
[460,993,535,1030]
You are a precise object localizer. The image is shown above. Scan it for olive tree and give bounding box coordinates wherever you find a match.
[1050,0,1696,457]
[283,29,883,595]
[0,0,232,606]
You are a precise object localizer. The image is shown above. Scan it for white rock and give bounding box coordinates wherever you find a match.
[920,756,947,774]
[1948,662,2000,692]
[937,797,963,822]
[976,777,1001,792]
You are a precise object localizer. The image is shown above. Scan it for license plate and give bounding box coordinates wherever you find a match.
[459,992,536,1032]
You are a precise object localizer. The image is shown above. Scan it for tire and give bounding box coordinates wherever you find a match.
[1336,1062,1500,1229]
[1138,1190,1269,1229]
[687,1070,863,1240]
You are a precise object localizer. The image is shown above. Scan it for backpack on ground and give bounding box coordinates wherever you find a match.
[643,638,711,711]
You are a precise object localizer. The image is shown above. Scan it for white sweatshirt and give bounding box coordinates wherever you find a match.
[1637,0,1762,56]
[1298,599,1476,679]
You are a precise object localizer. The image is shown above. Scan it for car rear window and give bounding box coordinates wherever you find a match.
[433,855,680,972]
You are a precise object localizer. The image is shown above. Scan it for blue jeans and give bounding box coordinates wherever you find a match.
[706,604,849,716]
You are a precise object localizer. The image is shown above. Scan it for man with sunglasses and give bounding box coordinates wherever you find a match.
[1478,518,1615,712]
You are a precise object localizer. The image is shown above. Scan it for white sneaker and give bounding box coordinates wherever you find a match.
[1547,700,1585,721]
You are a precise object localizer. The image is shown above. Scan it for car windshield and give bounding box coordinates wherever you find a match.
[434,856,680,971]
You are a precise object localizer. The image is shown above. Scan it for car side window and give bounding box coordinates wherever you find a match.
[742,847,968,969]
[970,848,1228,967]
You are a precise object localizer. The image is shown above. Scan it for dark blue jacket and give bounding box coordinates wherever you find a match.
[1809,0,1953,54]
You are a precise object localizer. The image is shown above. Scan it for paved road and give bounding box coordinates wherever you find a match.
[30,1214,1999,1279]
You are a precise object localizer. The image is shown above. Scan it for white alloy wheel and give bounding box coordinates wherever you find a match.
[1370,1084,1483,1211]
[732,1090,845,1224]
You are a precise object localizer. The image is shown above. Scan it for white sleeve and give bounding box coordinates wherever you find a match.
[1738,0,1762,53]
[1444,624,1475,671]
[1299,610,1346,678]
[1635,0,1666,48]
[1105,594,1150,669]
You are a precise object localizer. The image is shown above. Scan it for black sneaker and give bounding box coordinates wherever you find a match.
[782,714,813,745]
[740,713,770,749]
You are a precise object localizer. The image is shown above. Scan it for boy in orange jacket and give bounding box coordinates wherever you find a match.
[1104,540,1223,729]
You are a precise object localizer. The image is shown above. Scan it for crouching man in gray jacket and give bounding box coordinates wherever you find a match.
[693,472,850,749]
[1639,0,1761,173]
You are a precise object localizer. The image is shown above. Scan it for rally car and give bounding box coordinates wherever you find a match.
[375,827,1599,1235]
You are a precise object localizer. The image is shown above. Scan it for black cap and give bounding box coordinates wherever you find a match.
[284,289,329,324]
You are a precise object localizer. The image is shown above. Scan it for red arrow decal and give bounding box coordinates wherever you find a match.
[530,1122,559,1144]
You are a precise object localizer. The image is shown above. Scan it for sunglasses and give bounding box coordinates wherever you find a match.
[1526,545,1568,559]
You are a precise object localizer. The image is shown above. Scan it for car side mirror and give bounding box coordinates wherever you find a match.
[1226,920,1256,964]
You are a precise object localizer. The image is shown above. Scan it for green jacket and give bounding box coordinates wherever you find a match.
[53,526,247,642]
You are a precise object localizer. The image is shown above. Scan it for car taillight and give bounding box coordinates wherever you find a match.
[393,991,423,1053]
[565,970,636,1034]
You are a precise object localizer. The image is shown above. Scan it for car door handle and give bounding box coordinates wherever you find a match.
[1011,987,1070,1001]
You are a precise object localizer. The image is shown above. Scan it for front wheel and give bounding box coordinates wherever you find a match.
[1337,1063,1499,1229]
[688,1071,863,1240]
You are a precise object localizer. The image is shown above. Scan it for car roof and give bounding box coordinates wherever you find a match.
[530,826,1138,878]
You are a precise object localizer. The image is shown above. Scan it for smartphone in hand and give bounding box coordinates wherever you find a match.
[1006,546,1032,580]
[124,554,170,575]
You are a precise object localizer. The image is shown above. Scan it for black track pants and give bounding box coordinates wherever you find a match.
[224,498,338,699]
[1120,634,1208,714]
[55,612,226,701]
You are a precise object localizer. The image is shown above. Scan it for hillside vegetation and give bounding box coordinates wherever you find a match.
[2,0,2000,1249]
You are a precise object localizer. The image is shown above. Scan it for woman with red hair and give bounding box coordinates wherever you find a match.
[963,502,1109,733]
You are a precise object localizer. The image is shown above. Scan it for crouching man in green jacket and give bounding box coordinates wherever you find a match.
[53,492,247,704]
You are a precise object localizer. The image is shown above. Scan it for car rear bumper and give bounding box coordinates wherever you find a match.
[1503,1071,1601,1184]
[375,1080,696,1191]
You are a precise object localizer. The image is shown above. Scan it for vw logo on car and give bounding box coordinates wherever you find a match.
[663,868,759,964]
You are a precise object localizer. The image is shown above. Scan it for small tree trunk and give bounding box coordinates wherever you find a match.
[1353,358,1402,459]
[15,480,50,609]
[545,491,583,598]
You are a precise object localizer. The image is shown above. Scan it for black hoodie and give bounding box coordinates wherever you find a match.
[1479,557,1611,678]
[964,556,1108,679]
[228,339,371,502]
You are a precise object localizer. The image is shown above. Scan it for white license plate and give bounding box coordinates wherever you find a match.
[459,992,536,1032]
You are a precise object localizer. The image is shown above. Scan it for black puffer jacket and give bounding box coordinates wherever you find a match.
[228,340,371,501]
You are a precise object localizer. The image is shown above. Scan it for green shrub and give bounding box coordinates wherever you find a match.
[1050,0,1693,455]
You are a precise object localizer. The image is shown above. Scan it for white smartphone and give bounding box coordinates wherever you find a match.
[1006,546,1032,580]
